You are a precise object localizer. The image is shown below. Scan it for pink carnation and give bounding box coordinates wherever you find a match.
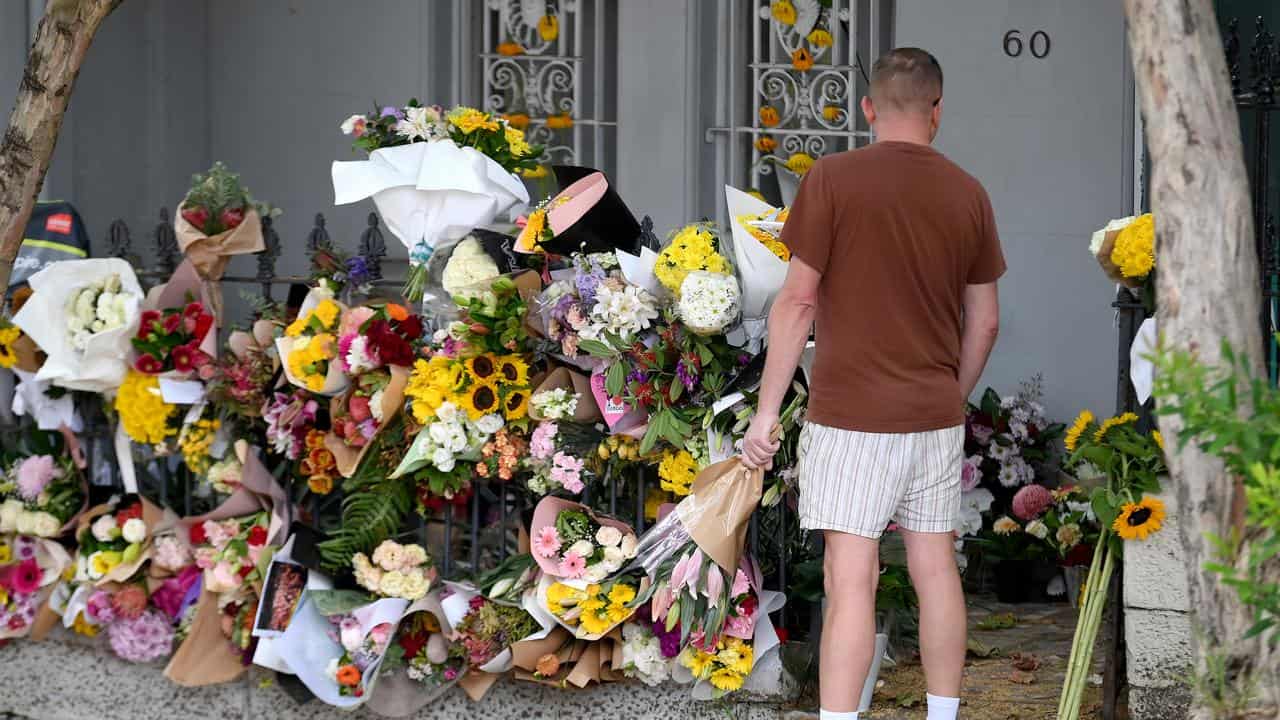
[1011,484,1054,521]
[530,422,558,460]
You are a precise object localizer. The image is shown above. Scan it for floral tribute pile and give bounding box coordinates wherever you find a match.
[0,127,1085,711]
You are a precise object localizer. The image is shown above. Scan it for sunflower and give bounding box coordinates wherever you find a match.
[461,381,501,419]
[1064,409,1095,452]
[1113,496,1166,541]
[0,326,20,369]
[496,355,529,386]
[1093,412,1139,443]
[465,354,498,383]
[502,390,529,420]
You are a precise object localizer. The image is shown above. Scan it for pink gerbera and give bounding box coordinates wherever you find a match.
[9,558,42,595]
[532,526,562,559]
[556,551,586,579]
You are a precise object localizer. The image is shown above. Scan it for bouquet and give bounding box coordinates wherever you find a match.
[0,453,84,538]
[332,101,535,302]
[326,618,396,698]
[725,186,790,346]
[351,540,435,601]
[391,599,466,692]
[446,591,541,671]
[619,617,676,687]
[1037,485,1099,564]
[529,498,638,582]
[132,301,216,376]
[539,253,661,364]
[263,390,320,461]
[114,369,182,446]
[73,498,153,583]
[189,511,272,595]
[14,258,144,393]
[542,574,642,639]
[82,584,177,663]
[208,320,277,419]
[392,400,499,508]
[654,223,732,297]
[646,544,758,647]
[330,371,396,449]
[178,162,265,238]
[0,535,71,639]
[336,303,424,375]
[1089,213,1155,290]
[965,376,1064,516]
[524,420,602,495]
[530,383,582,422]
[277,285,347,396]
[177,409,223,477]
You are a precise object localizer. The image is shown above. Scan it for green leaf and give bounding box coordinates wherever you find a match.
[605,361,626,398]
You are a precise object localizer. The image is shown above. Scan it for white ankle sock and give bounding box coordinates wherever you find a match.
[818,711,858,720]
[926,693,960,720]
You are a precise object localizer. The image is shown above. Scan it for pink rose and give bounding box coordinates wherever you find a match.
[194,547,217,570]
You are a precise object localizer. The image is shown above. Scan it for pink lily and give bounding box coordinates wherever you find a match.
[650,582,674,621]
[705,566,724,608]
[731,568,751,598]
[669,548,702,595]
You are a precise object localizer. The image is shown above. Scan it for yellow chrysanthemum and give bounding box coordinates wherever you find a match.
[1153,431,1164,451]
[1064,409,1095,453]
[1110,213,1155,279]
[1113,496,1166,541]
[1093,412,1139,443]
[448,106,500,134]
[115,370,178,444]
[770,0,796,25]
[313,299,340,329]
[505,125,532,157]
[807,28,834,47]
[0,326,21,369]
[521,165,549,179]
[644,488,671,521]
[0,543,10,564]
[179,417,221,475]
[655,224,728,294]
[659,450,699,496]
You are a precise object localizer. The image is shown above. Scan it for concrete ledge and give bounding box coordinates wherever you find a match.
[1128,685,1192,720]
[1,630,791,720]
[1123,488,1190,613]
[1125,607,1192,689]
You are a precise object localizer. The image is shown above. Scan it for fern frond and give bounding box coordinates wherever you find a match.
[317,477,413,572]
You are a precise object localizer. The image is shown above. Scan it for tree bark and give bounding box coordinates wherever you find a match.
[0,0,122,293]
[1124,0,1278,716]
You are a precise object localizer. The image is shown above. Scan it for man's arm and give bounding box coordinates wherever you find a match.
[957,282,1000,402]
[741,258,822,469]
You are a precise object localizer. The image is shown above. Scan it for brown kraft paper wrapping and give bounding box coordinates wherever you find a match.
[674,457,764,574]
[528,366,601,423]
[74,496,170,586]
[163,588,247,687]
[513,270,546,339]
[174,205,265,282]
[1094,229,1142,289]
[456,671,503,702]
[325,364,410,478]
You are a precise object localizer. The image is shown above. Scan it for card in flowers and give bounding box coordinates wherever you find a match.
[276,284,348,396]
[13,258,144,393]
[0,452,85,538]
[528,497,638,581]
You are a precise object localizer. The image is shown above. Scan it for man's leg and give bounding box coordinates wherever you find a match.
[901,529,966,712]
[819,530,881,715]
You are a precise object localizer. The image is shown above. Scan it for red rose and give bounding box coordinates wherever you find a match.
[180,205,210,232]
[220,207,245,231]
[247,525,268,547]
[115,501,143,524]
[775,627,790,645]
[134,354,164,374]
[193,312,214,343]
[189,522,207,545]
[738,594,758,616]
[238,564,254,578]
[183,302,205,319]
[398,630,428,659]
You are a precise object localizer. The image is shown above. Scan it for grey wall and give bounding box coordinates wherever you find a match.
[0,5,26,145]
[895,0,1135,423]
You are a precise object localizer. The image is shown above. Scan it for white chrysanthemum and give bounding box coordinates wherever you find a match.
[442,237,501,297]
[678,271,741,335]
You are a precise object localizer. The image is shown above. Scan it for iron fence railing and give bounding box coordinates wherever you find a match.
[31,205,809,643]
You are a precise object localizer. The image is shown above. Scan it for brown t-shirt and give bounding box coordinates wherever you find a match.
[782,141,1006,433]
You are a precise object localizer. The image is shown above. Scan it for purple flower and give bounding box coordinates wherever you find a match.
[575,262,605,306]
[627,369,647,384]
[380,106,404,120]
[346,255,372,288]
[736,353,752,366]
[675,359,698,391]
[107,609,174,663]
[551,293,577,323]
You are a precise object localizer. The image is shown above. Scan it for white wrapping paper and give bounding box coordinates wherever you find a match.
[13,258,143,393]
[11,369,81,431]
[332,142,528,255]
[725,186,789,348]
[1130,317,1157,405]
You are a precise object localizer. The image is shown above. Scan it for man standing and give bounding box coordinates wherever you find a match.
[743,48,1005,720]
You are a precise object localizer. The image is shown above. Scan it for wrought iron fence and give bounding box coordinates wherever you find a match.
[1225,15,1280,384]
[46,206,810,644]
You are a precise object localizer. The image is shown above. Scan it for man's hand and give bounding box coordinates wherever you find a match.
[741,411,781,470]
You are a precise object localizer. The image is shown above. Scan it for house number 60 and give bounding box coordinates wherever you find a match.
[1003,30,1051,58]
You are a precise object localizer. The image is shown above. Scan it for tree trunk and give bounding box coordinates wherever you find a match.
[0,0,122,293]
[1123,1,1278,716]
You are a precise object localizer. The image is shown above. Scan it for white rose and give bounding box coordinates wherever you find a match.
[582,564,609,583]
[15,510,37,536]
[568,540,595,559]
[324,657,340,683]
[379,570,408,598]
[30,511,62,538]
[619,533,639,559]
[432,447,456,471]
[1026,519,1050,540]
[602,546,625,569]
[91,514,119,543]
[475,414,504,436]
[428,422,454,446]
[121,518,148,544]
[0,499,23,533]
[595,525,623,548]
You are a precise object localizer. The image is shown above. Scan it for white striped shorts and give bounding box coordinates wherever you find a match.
[797,422,964,538]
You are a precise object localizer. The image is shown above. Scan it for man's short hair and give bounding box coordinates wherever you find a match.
[869,48,943,115]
